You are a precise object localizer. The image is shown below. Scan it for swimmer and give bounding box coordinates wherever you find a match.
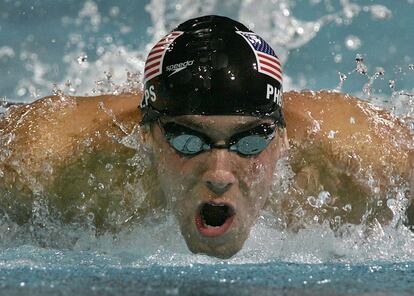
[0,15,413,258]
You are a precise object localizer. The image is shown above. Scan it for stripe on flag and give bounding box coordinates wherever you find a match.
[144,31,184,83]
[236,31,282,84]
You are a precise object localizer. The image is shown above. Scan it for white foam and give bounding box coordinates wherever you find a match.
[1,0,413,267]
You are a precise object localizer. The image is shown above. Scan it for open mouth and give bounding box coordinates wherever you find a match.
[195,202,235,237]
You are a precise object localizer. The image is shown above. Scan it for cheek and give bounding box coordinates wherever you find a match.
[244,150,278,188]
[151,137,183,192]
[241,139,282,203]
[151,138,203,202]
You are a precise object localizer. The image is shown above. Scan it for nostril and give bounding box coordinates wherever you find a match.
[206,180,232,195]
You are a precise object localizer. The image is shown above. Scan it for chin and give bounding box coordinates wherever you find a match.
[180,222,251,259]
[185,237,245,259]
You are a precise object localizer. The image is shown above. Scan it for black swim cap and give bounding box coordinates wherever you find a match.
[140,15,284,127]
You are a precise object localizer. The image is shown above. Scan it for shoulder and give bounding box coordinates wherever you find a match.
[283,90,413,179]
[0,93,142,179]
[283,90,410,142]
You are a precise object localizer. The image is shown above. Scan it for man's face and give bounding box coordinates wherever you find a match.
[149,115,288,258]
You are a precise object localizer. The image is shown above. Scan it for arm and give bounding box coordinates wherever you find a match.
[0,93,153,229]
[284,91,412,180]
[282,91,413,227]
[0,93,141,180]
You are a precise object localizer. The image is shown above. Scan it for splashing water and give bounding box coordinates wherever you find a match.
[1,0,414,295]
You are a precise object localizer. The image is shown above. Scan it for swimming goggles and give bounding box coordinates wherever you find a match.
[158,121,277,157]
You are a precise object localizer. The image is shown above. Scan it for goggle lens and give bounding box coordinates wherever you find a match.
[230,135,271,155]
[161,122,276,157]
[170,134,208,155]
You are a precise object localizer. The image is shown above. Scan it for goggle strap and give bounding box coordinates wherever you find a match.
[140,105,285,127]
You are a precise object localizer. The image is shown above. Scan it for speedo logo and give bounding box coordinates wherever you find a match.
[166,60,194,76]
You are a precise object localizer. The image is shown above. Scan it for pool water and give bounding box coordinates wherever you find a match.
[2,216,414,295]
[1,0,414,295]
[4,254,414,296]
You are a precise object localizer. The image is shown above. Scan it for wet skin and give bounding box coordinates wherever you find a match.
[147,115,289,258]
[0,91,412,258]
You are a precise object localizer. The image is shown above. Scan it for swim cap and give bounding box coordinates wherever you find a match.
[140,15,284,127]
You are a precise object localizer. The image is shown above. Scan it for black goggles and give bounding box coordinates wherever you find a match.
[158,121,277,157]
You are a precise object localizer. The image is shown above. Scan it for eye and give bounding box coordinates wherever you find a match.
[234,135,270,155]
[170,134,205,154]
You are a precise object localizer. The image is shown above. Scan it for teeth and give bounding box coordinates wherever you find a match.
[206,224,220,229]
[202,217,221,228]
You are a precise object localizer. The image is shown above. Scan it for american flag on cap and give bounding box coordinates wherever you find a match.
[144,31,184,83]
[236,31,282,84]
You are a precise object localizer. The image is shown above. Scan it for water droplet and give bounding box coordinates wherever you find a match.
[165,287,179,295]
[318,191,331,204]
[355,54,368,75]
[17,88,27,97]
[334,54,342,63]
[87,174,95,186]
[308,196,322,208]
[97,183,105,190]
[109,6,120,17]
[334,216,342,224]
[343,204,352,212]
[77,54,88,64]
[105,163,113,172]
[345,35,361,50]
[355,54,364,62]
[120,26,131,34]
[387,198,397,208]
[64,80,76,93]
[87,212,95,221]
[294,207,305,217]
[369,5,392,20]
[336,72,347,90]
[363,83,371,95]
[83,137,93,147]
[327,130,337,139]
[375,67,385,76]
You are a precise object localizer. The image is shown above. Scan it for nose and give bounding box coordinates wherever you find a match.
[206,180,232,195]
[203,149,237,196]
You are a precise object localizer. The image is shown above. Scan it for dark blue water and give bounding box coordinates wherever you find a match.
[1,0,413,101]
[2,252,414,296]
